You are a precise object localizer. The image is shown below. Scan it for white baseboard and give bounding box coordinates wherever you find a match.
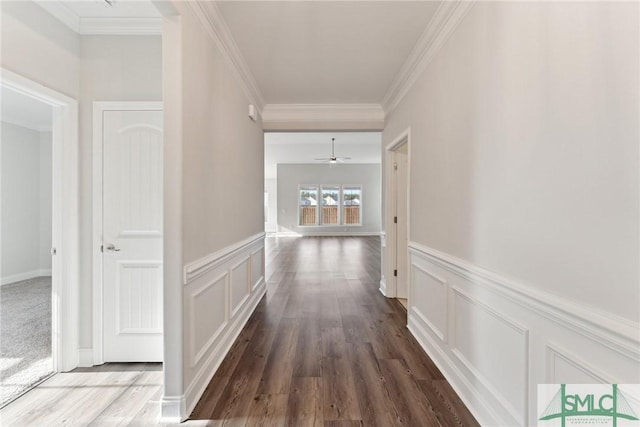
[406,241,640,426]
[277,231,381,237]
[1,269,52,286]
[78,349,94,367]
[379,277,388,296]
[159,394,186,424]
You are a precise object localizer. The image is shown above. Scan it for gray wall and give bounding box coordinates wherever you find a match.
[383,1,639,322]
[1,122,52,283]
[277,164,380,235]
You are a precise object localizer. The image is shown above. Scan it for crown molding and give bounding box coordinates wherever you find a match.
[35,1,162,35]
[382,0,475,115]
[35,1,80,33]
[187,2,265,112]
[262,104,385,131]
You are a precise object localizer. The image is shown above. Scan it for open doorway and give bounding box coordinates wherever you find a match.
[0,86,53,406]
[0,69,79,407]
[264,132,382,237]
[384,129,410,313]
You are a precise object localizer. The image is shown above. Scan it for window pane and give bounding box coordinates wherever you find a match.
[299,186,318,225]
[343,186,361,225]
[322,186,340,225]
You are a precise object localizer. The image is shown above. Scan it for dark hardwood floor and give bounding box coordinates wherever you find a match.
[190,236,479,427]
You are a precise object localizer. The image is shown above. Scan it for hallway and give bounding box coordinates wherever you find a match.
[190,236,478,426]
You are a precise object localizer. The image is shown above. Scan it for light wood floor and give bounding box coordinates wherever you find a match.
[0,236,478,427]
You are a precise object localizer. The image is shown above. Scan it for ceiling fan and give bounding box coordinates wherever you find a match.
[314,138,351,164]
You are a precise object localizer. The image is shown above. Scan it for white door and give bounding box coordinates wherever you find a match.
[395,145,408,299]
[102,110,163,362]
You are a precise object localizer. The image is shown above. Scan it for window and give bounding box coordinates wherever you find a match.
[298,185,362,227]
[321,186,340,225]
[342,186,362,225]
[299,186,318,226]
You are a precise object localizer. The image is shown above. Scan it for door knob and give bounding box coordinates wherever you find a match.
[105,244,121,252]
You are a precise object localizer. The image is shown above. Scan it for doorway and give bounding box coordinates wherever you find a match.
[0,68,80,405]
[92,102,164,364]
[384,129,410,310]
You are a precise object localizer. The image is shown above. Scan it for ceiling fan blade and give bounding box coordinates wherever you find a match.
[314,158,330,161]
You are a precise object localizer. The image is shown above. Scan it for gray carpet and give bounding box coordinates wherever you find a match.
[0,276,52,408]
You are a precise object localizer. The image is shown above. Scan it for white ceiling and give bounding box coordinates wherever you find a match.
[217,1,441,104]
[265,132,381,179]
[1,87,53,132]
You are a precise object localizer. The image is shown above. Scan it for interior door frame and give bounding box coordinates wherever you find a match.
[92,101,163,366]
[0,68,80,372]
[383,128,411,299]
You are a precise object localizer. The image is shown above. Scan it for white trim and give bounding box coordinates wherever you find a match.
[262,104,385,131]
[379,277,388,297]
[186,1,265,111]
[408,241,640,360]
[276,231,380,237]
[0,269,52,286]
[92,101,163,366]
[159,394,187,424]
[34,1,80,33]
[184,232,265,284]
[1,68,80,373]
[34,1,162,35]
[382,0,475,115]
[78,349,94,368]
[382,128,411,298]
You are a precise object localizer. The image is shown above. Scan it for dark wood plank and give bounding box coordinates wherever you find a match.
[245,394,289,427]
[379,359,442,427]
[346,343,402,427]
[256,321,298,394]
[321,328,362,421]
[286,377,323,427]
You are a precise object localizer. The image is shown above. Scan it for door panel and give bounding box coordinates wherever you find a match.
[103,110,163,362]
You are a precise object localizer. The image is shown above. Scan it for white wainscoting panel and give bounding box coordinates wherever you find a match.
[407,241,640,427]
[179,232,266,420]
[189,272,228,367]
[410,264,448,342]
[250,249,264,291]
[545,344,609,384]
[230,257,250,317]
[451,287,528,424]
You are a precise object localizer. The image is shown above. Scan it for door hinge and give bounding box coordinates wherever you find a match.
[394,162,398,171]
[394,269,398,277]
[50,247,57,256]
[100,245,104,253]
[394,216,397,224]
